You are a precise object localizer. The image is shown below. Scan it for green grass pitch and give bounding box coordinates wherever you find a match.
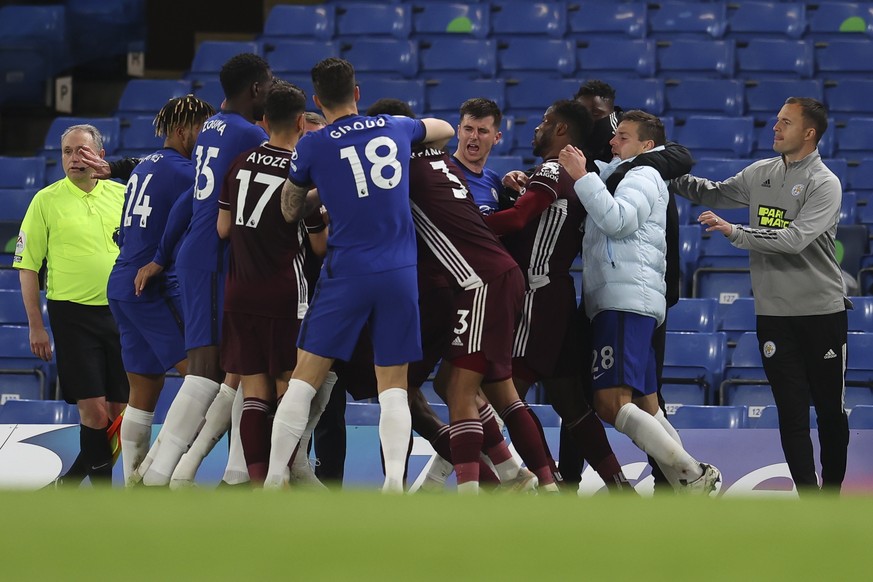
[2,489,871,580]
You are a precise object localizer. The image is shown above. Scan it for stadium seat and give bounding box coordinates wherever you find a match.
[816,39,873,77]
[753,405,817,429]
[42,117,121,155]
[419,38,496,78]
[0,325,55,400]
[567,1,647,39]
[678,224,701,288]
[498,39,575,78]
[826,159,850,192]
[745,79,824,123]
[666,298,718,333]
[848,296,873,332]
[188,41,260,78]
[669,405,749,429]
[717,297,756,344]
[726,2,807,40]
[697,230,751,269]
[426,78,505,117]
[692,158,748,183]
[673,115,754,158]
[490,1,567,39]
[504,78,578,116]
[856,255,873,296]
[656,39,735,79]
[0,289,46,326]
[576,38,656,78]
[692,269,753,303]
[807,3,873,41]
[720,331,767,402]
[647,1,727,39]
[0,399,79,424]
[736,39,814,79]
[0,5,67,105]
[662,331,728,404]
[0,189,36,223]
[846,387,873,410]
[849,405,873,429]
[116,79,193,118]
[661,384,706,411]
[835,118,873,158]
[342,39,418,79]
[836,224,868,277]
[0,49,51,107]
[847,159,873,197]
[486,155,523,180]
[664,78,744,119]
[675,196,691,225]
[119,116,162,154]
[0,157,46,190]
[260,4,335,41]
[335,3,411,39]
[491,115,517,156]
[192,80,225,111]
[824,79,873,121]
[840,190,857,225]
[411,2,490,39]
[722,384,774,409]
[261,40,340,76]
[357,79,426,115]
[597,77,665,116]
[846,332,873,386]
[0,269,20,290]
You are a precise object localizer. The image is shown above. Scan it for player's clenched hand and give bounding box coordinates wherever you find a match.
[698,210,733,237]
[502,170,528,192]
[29,327,52,361]
[134,262,164,297]
[78,145,112,180]
[558,145,588,181]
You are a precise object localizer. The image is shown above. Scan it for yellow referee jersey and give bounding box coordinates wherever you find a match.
[14,176,126,305]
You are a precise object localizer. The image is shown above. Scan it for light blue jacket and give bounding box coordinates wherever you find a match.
[572,149,668,325]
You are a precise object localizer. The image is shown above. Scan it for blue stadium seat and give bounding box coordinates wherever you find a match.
[411,2,490,39]
[846,387,873,410]
[261,4,335,41]
[846,332,873,386]
[119,116,162,153]
[836,224,868,277]
[491,115,517,156]
[577,38,656,78]
[664,78,744,119]
[693,269,753,302]
[717,297,756,345]
[656,39,735,79]
[726,2,807,40]
[674,116,754,159]
[426,78,506,117]
[0,189,36,223]
[342,39,418,79]
[847,158,873,192]
[335,3,411,39]
[0,289,46,326]
[0,49,51,107]
[486,155,523,179]
[753,405,817,429]
[598,77,665,116]
[567,1,647,39]
[692,158,748,183]
[736,39,814,79]
[0,375,44,403]
[678,224,701,288]
[824,79,873,121]
[504,78,578,116]
[669,405,749,429]
[357,79,426,115]
[262,40,340,76]
[840,190,857,225]
[826,158,849,192]
[807,2,873,41]
[0,157,46,189]
[188,41,260,79]
[848,296,873,332]
[662,384,706,411]
[697,232,750,269]
[648,1,727,39]
[721,332,767,398]
[675,196,691,225]
[835,118,873,158]
[490,1,567,39]
[0,5,68,105]
[745,79,823,123]
[663,331,728,404]
[816,39,873,77]
[667,298,718,332]
[0,269,20,290]
[722,384,774,409]
[0,325,55,400]
[849,405,873,429]
[116,79,193,118]
[498,39,575,78]
[419,38,496,78]
[193,80,225,111]
[0,399,79,424]
[43,117,121,155]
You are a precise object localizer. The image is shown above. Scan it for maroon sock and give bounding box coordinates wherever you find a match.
[449,419,483,486]
[567,411,625,488]
[523,402,559,477]
[501,401,554,485]
[241,397,271,484]
[430,424,453,463]
[478,403,512,464]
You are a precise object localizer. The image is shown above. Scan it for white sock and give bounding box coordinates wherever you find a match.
[652,408,685,486]
[378,387,412,494]
[142,375,219,486]
[223,385,249,485]
[457,481,479,495]
[294,371,338,471]
[264,379,316,488]
[614,403,703,486]
[120,406,153,486]
[171,383,235,484]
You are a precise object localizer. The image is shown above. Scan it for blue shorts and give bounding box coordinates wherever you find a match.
[590,310,658,395]
[298,266,422,367]
[109,296,186,375]
[177,267,224,350]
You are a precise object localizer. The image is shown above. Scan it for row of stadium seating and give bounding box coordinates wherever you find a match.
[260,2,873,43]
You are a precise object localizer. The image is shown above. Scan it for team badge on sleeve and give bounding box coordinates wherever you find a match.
[15,231,25,254]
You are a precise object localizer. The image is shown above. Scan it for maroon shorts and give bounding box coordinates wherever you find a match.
[220,311,299,378]
[446,267,524,382]
[512,276,581,380]
[408,285,455,388]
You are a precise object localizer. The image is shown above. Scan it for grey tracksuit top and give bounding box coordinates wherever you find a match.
[670,149,846,317]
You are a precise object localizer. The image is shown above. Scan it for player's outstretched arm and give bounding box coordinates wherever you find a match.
[281,179,313,223]
[420,118,455,149]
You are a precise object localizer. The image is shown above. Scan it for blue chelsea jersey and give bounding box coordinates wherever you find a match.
[289,114,426,276]
[450,155,501,215]
[175,111,268,272]
[107,148,194,302]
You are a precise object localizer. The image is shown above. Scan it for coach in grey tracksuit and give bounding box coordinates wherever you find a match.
[670,97,849,494]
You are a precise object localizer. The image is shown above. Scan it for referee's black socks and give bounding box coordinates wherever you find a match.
[81,423,114,485]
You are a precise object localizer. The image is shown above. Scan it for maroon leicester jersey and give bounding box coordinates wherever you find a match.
[409,147,518,290]
[500,159,586,289]
[219,143,308,319]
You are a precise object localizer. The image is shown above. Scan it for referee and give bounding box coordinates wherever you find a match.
[671,97,850,494]
[15,124,129,486]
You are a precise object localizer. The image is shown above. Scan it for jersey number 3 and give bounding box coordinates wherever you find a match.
[339,137,401,198]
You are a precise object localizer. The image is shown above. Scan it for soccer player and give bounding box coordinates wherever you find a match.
[484,100,630,491]
[264,58,454,492]
[559,111,720,494]
[108,95,215,485]
[450,98,505,214]
[136,53,272,487]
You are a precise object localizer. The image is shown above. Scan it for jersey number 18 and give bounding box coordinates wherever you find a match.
[339,137,401,198]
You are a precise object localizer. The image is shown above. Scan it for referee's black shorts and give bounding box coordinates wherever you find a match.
[46,300,129,404]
